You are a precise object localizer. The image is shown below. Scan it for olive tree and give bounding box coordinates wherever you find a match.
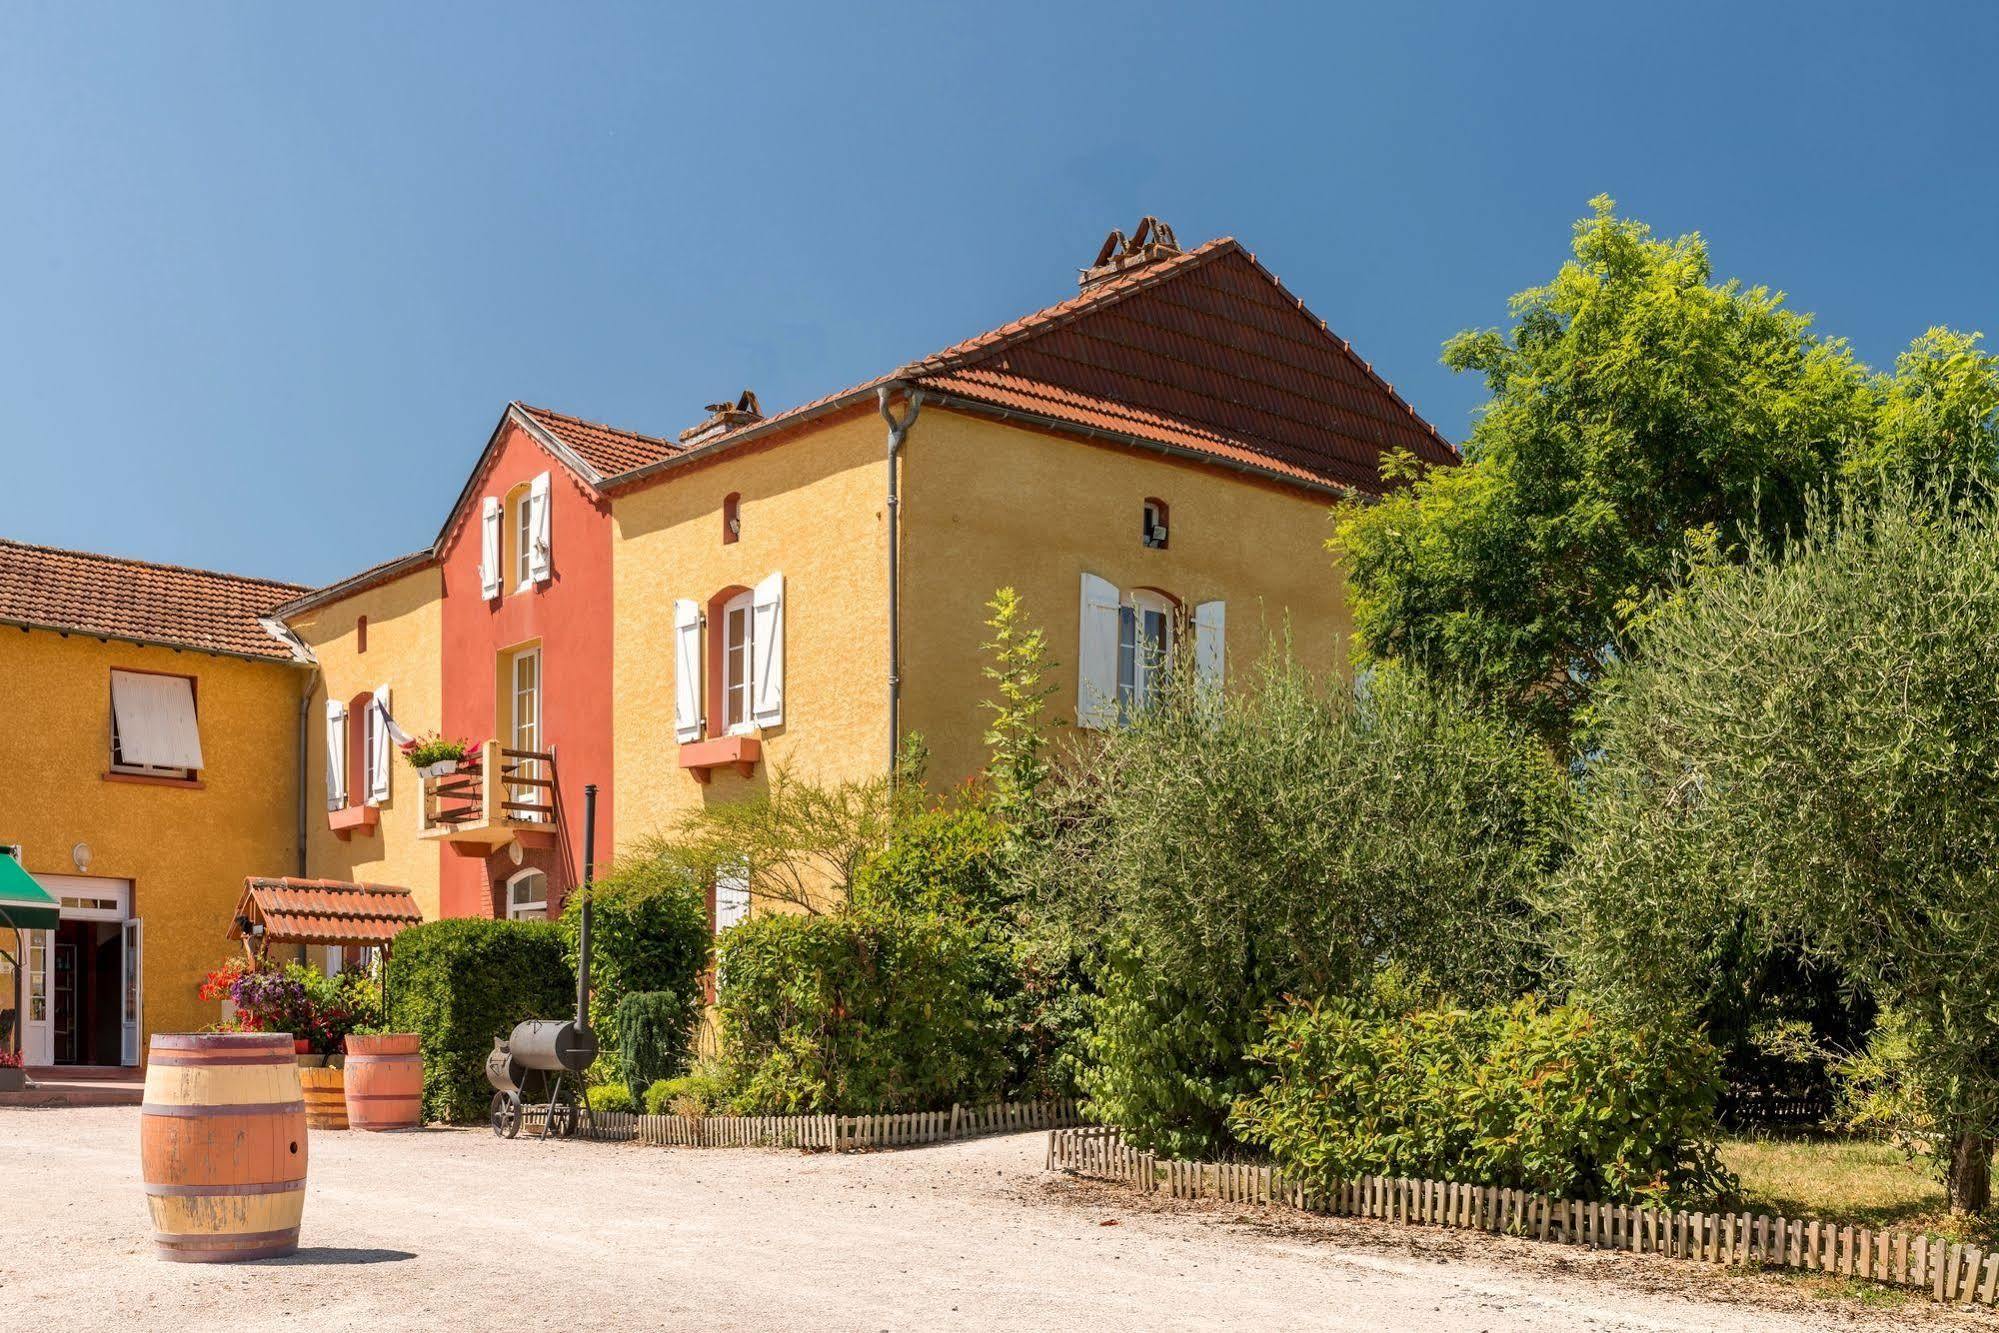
[1560,485,1999,1212]
[1024,648,1568,1156]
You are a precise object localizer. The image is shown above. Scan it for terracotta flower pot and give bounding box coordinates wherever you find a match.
[343,1033,422,1130]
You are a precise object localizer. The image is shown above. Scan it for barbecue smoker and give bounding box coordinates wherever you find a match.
[487,783,600,1140]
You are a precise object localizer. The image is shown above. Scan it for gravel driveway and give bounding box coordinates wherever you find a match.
[1,1107,1987,1331]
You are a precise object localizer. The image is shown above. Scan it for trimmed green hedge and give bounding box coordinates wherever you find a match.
[560,852,709,1087]
[716,906,1006,1113]
[384,918,574,1123]
[1230,995,1734,1206]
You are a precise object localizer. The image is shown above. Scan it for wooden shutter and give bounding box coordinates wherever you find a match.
[1193,600,1226,699]
[751,571,784,728]
[528,471,552,583]
[110,671,204,769]
[325,699,348,810]
[674,599,703,743]
[367,685,392,805]
[479,496,503,600]
[1077,573,1122,729]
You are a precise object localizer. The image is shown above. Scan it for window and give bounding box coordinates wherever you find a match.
[720,589,755,734]
[1142,498,1170,549]
[109,670,202,779]
[509,483,534,591]
[355,615,368,654]
[27,930,46,1023]
[1116,590,1174,718]
[509,648,545,819]
[506,868,548,921]
[722,493,741,545]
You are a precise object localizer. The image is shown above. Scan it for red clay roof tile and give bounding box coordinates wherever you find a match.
[0,539,306,661]
[231,876,424,947]
[513,403,686,477]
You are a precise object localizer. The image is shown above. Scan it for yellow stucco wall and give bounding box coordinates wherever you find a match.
[899,407,1350,786]
[0,628,301,1054]
[286,566,445,922]
[609,409,891,860]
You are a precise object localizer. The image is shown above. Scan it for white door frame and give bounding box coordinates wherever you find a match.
[22,928,50,1066]
[29,876,135,1067]
[510,647,544,820]
[121,918,143,1066]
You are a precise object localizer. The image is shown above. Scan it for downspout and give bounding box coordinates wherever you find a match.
[260,616,319,878]
[877,385,923,776]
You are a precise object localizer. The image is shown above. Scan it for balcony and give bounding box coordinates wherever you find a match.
[419,739,557,854]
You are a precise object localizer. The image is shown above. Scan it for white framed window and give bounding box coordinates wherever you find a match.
[511,484,534,592]
[1117,590,1174,718]
[509,648,545,820]
[109,670,203,778]
[506,868,549,921]
[721,589,755,735]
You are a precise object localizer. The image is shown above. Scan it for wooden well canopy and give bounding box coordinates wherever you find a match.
[228,876,422,955]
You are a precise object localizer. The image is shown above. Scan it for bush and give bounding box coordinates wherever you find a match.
[1023,652,1567,1156]
[384,918,573,1123]
[585,1083,635,1114]
[717,907,1007,1113]
[615,991,695,1100]
[646,1068,731,1117]
[560,852,709,1086]
[1230,992,1733,1206]
[851,804,1008,919]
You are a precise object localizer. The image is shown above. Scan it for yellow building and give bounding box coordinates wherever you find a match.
[0,541,306,1068]
[2,220,1456,1064]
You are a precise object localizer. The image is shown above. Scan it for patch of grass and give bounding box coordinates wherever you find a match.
[1720,1134,1999,1243]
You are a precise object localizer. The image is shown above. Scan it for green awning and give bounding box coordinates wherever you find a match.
[0,856,59,933]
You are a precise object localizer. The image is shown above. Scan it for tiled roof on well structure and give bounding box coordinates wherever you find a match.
[0,538,306,660]
[230,877,424,947]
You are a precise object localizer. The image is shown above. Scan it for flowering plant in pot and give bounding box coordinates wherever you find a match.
[0,1046,23,1091]
[400,733,473,778]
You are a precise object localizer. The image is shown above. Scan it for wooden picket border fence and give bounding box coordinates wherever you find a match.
[522,1097,1081,1152]
[1047,1126,1999,1307]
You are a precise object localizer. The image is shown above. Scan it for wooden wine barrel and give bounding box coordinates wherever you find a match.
[343,1033,422,1130]
[140,1033,306,1263]
[298,1065,348,1130]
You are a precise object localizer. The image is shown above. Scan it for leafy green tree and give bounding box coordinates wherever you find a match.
[1558,484,1999,1212]
[1335,197,1876,747]
[560,850,710,1085]
[979,586,1062,819]
[1025,648,1568,1155]
[1844,328,1999,494]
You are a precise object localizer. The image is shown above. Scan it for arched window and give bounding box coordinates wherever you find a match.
[722,493,741,545]
[355,614,368,654]
[506,867,549,921]
[1142,498,1169,549]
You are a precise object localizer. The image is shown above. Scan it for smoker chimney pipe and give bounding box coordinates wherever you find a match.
[578,783,597,1034]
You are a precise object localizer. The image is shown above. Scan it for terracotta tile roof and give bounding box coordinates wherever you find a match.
[0,538,306,661]
[230,877,424,947]
[513,403,686,478]
[591,234,1454,497]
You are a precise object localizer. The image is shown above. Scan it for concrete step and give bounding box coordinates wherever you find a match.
[0,1067,144,1107]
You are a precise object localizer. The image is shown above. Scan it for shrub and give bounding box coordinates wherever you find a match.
[851,803,1008,920]
[646,1068,732,1117]
[560,851,709,1085]
[1230,992,1733,1206]
[384,918,573,1123]
[1023,650,1567,1155]
[717,906,1007,1113]
[585,1083,635,1114]
[615,991,695,1100]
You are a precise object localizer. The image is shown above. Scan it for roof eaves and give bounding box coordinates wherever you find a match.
[598,382,888,493]
[507,404,611,489]
[271,548,438,620]
[0,616,308,666]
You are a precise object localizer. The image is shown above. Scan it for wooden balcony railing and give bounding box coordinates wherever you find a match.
[419,739,556,850]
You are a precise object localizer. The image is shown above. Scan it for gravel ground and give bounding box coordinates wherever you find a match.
[3,1106,1994,1332]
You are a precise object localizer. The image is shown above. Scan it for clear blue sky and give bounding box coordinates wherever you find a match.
[4,2,1994,585]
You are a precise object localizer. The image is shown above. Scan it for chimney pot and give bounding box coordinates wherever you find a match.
[1079,216,1182,289]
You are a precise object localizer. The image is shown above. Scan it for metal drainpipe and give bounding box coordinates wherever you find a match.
[878,385,923,775]
[296,666,320,877]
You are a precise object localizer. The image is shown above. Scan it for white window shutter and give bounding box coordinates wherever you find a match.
[528,471,552,584]
[1077,572,1122,729]
[325,699,348,810]
[751,571,784,728]
[110,672,204,769]
[674,598,703,743]
[1193,600,1226,700]
[479,496,503,600]
[367,685,392,805]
